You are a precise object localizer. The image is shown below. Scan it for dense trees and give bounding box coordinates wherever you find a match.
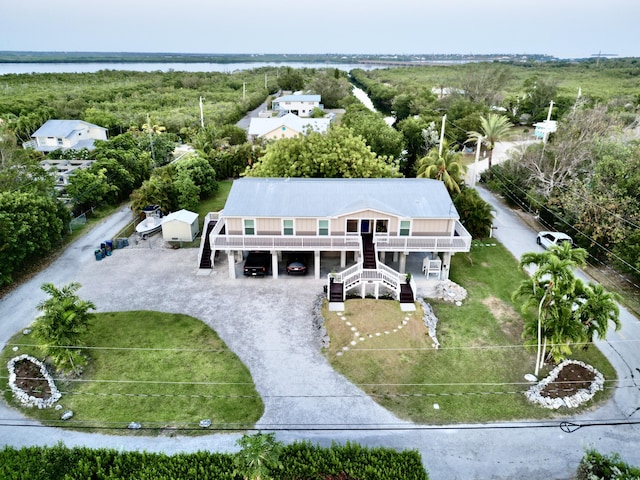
[245,125,400,178]
[341,104,404,159]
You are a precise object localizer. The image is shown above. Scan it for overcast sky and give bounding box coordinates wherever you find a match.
[1,0,637,59]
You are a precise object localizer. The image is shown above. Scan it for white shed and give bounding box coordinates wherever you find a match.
[162,209,200,242]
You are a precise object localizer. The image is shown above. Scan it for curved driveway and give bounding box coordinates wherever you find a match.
[1,196,640,479]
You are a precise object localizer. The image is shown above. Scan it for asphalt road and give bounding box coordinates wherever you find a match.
[1,187,639,479]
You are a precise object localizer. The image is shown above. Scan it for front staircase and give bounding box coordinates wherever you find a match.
[198,220,217,269]
[327,234,415,304]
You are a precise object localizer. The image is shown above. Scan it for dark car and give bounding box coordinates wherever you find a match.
[243,251,271,276]
[286,256,307,275]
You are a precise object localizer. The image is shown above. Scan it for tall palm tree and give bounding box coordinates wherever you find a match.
[416,140,466,194]
[467,113,514,175]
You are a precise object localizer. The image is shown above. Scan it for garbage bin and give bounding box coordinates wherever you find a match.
[105,240,113,256]
[94,249,103,261]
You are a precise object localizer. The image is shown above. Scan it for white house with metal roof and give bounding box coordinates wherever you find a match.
[198,178,472,303]
[271,94,322,117]
[248,113,331,141]
[23,119,108,153]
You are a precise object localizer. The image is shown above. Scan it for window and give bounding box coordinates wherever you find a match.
[318,219,329,236]
[244,219,255,235]
[346,219,358,233]
[57,138,64,146]
[399,220,411,236]
[375,220,388,233]
[283,219,294,236]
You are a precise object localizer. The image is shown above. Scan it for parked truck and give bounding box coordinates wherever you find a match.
[243,251,271,276]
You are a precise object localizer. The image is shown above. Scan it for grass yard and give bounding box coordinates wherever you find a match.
[2,311,263,435]
[322,241,616,424]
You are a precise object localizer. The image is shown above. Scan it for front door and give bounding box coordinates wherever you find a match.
[360,220,370,234]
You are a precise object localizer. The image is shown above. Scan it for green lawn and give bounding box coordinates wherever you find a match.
[2,311,263,435]
[323,241,616,423]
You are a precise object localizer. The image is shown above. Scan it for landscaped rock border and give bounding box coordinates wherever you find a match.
[417,299,440,349]
[435,280,467,304]
[525,360,604,409]
[7,354,61,409]
[312,293,330,348]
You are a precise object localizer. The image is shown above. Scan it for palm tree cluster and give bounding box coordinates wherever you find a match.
[513,243,621,375]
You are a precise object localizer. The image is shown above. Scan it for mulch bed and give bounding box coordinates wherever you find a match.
[12,358,52,399]
[539,362,596,399]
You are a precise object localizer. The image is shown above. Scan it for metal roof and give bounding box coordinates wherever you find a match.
[274,94,321,103]
[31,120,106,138]
[223,178,459,219]
[248,113,330,136]
[163,209,199,224]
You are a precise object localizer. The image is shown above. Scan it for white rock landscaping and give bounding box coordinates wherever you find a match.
[7,354,61,409]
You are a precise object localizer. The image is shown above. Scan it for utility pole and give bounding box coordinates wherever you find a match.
[199,96,205,128]
[147,113,156,165]
[438,114,446,156]
[243,82,246,101]
[471,135,484,188]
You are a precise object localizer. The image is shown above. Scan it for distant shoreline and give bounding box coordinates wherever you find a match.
[0,51,561,65]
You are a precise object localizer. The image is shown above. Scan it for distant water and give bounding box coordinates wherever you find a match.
[0,62,385,76]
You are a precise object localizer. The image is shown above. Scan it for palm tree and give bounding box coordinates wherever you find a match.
[574,281,621,347]
[514,244,587,375]
[233,432,283,480]
[453,187,494,238]
[467,113,514,175]
[33,282,96,374]
[416,140,466,194]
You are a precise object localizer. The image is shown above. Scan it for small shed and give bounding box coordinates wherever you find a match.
[162,209,200,242]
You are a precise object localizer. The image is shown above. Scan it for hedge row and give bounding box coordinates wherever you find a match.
[0,441,428,480]
[576,449,640,479]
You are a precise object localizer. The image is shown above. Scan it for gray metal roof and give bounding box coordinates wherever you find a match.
[274,94,321,103]
[31,120,106,138]
[223,178,459,219]
[248,113,330,136]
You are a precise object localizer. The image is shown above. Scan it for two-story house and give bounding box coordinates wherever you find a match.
[23,119,108,153]
[198,177,472,303]
[271,94,322,117]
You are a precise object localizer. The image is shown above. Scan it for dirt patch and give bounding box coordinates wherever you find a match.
[482,296,522,341]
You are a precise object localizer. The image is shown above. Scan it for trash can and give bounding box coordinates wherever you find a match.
[105,240,113,252]
[94,249,103,261]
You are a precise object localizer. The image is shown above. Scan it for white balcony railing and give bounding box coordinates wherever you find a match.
[374,220,471,253]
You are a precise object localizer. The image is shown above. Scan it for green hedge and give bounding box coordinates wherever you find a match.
[0,442,428,480]
[576,449,640,480]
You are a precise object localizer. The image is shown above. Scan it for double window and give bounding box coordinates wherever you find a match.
[399,220,411,237]
[244,219,255,235]
[283,219,294,236]
[318,219,329,236]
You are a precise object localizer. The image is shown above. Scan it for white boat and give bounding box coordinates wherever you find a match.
[135,205,164,239]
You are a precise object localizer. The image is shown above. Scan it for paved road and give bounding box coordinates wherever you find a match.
[1,194,640,479]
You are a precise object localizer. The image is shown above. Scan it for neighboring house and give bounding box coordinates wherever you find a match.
[40,159,95,190]
[248,112,331,142]
[162,209,200,243]
[198,178,472,303]
[23,119,108,153]
[271,94,322,117]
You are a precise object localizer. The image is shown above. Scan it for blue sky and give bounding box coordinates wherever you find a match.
[1,0,637,59]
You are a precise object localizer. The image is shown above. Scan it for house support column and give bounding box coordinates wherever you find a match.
[393,252,399,262]
[380,251,386,265]
[314,250,321,279]
[361,283,366,299]
[340,251,346,268]
[441,252,452,280]
[354,250,359,264]
[374,282,379,300]
[227,251,236,279]
[399,253,407,274]
[271,251,278,279]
